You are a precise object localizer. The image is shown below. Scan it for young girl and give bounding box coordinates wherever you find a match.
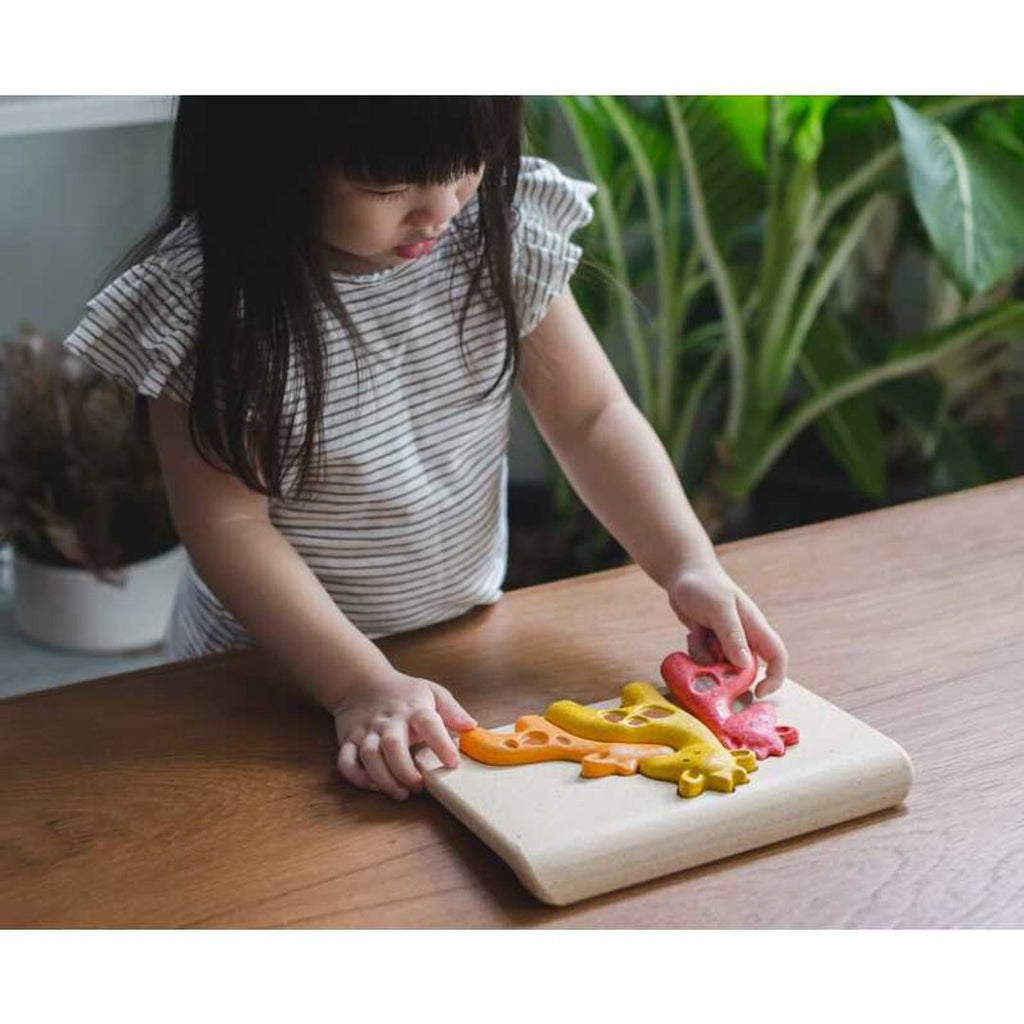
[64,97,788,802]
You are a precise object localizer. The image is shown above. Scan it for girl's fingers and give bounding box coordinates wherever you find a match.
[410,707,461,769]
[380,719,424,791]
[713,597,753,670]
[337,740,375,790]
[737,593,789,697]
[427,681,477,732]
[359,733,409,801]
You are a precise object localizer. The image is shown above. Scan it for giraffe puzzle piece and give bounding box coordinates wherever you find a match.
[660,649,799,760]
[459,715,674,778]
[545,682,757,798]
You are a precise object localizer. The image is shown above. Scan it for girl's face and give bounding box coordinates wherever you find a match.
[321,163,486,274]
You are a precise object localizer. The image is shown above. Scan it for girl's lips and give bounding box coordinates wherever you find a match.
[394,237,438,259]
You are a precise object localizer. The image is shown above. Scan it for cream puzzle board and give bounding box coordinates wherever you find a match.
[415,678,914,906]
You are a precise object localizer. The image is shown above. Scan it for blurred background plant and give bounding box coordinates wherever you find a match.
[0,324,177,580]
[509,95,1024,584]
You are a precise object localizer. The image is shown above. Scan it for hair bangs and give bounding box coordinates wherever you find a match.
[316,97,519,187]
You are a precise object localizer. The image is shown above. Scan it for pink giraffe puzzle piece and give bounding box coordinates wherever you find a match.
[660,646,799,760]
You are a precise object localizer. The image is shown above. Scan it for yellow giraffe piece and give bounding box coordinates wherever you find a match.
[545,682,758,798]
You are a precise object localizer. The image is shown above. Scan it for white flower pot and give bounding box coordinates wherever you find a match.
[12,544,188,653]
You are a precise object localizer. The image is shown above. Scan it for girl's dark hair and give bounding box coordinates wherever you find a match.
[118,96,524,498]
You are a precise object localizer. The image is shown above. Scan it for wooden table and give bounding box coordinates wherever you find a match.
[2,479,1022,928]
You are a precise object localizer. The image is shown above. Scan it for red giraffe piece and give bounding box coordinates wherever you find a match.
[660,640,799,760]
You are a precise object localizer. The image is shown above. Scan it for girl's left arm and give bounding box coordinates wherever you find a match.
[517,287,788,696]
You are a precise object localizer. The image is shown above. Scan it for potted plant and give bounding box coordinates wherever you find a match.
[0,323,185,652]
[551,95,1024,540]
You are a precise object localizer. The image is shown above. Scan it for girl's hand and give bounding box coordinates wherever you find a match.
[665,557,789,698]
[333,670,478,801]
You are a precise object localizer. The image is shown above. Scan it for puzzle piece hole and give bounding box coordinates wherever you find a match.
[554,735,572,745]
[627,716,647,725]
[603,711,626,722]
[521,731,548,745]
[731,692,754,713]
[640,706,673,718]
[692,675,718,693]
[503,739,518,748]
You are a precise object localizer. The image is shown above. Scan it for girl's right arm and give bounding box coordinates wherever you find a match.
[147,396,477,800]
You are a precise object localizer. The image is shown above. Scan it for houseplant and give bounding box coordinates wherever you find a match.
[0,323,184,651]
[550,95,1024,543]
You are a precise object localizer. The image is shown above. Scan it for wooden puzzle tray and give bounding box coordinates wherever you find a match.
[415,677,914,906]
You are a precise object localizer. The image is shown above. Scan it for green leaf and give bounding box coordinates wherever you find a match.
[813,98,990,251]
[801,318,887,500]
[709,96,768,171]
[890,97,1024,295]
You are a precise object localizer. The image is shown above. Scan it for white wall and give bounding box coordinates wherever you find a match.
[0,112,175,343]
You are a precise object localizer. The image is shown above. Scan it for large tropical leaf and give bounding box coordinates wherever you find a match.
[891,97,1024,296]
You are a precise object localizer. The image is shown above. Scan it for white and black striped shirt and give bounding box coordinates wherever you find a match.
[64,155,597,659]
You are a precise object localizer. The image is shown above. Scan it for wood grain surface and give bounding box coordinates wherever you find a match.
[2,478,1022,928]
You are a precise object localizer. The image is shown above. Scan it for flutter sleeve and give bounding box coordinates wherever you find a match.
[63,252,199,405]
[511,155,598,338]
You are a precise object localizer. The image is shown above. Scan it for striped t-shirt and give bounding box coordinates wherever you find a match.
[64,155,597,659]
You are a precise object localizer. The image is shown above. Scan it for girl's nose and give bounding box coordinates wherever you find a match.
[407,184,461,230]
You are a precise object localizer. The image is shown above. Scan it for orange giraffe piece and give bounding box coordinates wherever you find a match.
[459,714,674,778]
